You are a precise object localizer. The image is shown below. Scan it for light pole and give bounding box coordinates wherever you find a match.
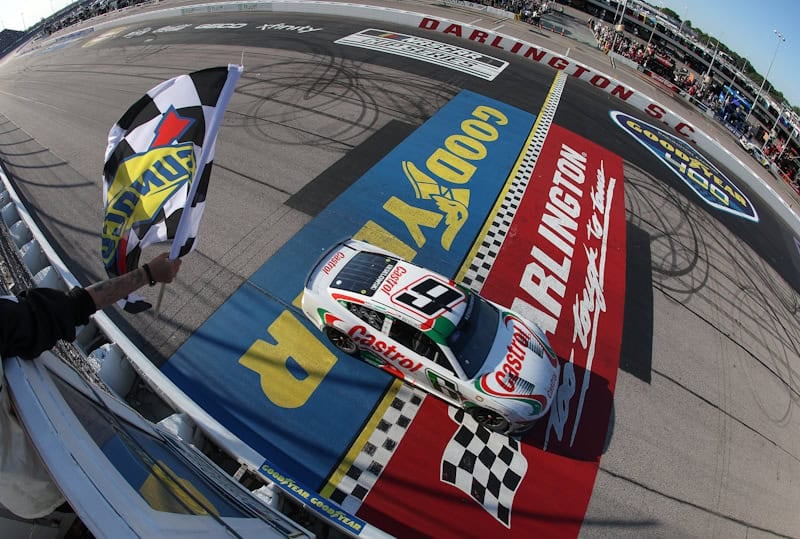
[738,58,748,78]
[610,0,629,55]
[613,0,622,24]
[646,16,656,50]
[745,29,785,124]
[646,1,663,50]
[678,5,688,37]
[704,40,718,79]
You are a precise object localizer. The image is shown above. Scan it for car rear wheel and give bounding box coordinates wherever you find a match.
[470,407,510,434]
[324,327,357,355]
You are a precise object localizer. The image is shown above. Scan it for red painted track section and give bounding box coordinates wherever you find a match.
[359,125,627,537]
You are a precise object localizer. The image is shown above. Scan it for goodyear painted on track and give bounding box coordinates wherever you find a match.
[161,90,536,488]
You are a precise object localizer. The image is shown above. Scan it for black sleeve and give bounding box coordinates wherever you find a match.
[0,287,97,360]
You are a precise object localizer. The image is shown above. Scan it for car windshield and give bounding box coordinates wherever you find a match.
[446,292,500,379]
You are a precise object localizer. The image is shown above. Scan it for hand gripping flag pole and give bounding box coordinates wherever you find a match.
[102,65,243,313]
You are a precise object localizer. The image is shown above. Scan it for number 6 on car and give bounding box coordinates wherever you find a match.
[301,238,560,435]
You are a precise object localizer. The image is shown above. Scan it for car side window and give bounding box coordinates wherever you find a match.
[389,319,447,368]
[432,348,455,374]
[388,319,417,350]
[346,302,384,331]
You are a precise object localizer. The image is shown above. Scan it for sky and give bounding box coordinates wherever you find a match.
[1,0,799,107]
[1,0,74,31]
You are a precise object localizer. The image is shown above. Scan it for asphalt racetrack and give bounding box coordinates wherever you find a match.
[1,2,799,537]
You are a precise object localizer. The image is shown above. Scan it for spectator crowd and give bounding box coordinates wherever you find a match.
[463,0,551,24]
[590,19,799,191]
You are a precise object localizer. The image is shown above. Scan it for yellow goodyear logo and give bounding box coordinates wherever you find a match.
[239,104,509,409]
[397,105,508,250]
[102,145,195,270]
[611,111,758,222]
[238,98,522,411]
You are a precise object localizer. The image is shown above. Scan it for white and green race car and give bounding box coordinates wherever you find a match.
[301,239,560,435]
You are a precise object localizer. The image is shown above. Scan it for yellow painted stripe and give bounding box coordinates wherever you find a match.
[320,379,403,498]
[320,222,417,497]
[455,70,566,283]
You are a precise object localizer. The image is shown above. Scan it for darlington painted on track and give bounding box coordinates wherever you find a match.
[301,239,560,435]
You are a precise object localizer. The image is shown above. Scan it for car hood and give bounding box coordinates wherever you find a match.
[476,311,559,419]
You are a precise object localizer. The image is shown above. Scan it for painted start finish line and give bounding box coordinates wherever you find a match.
[162,85,626,537]
[161,89,536,486]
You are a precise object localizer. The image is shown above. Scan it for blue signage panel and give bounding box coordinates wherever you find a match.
[611,110,758,222]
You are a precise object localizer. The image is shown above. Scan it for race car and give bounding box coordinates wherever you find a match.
[749,146,771,168]
[301,239,560,435]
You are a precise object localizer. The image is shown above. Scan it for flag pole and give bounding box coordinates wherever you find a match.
[169,64,243,260]
[154,282,166,319]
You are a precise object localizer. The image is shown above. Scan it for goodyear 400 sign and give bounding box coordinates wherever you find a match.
[611,111,758,222]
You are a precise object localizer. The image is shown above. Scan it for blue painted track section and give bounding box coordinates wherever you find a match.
[161,90,536,488]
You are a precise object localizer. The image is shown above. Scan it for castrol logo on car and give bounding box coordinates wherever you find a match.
[348,325,423,372]
[322,251,346,275]
[475,317,548,414]
[493,323,532,393]
[380,265,408,294]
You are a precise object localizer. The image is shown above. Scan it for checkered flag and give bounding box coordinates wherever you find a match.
[440,408,528,528]
[101,65,242,312]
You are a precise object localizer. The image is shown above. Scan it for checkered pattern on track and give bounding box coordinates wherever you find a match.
[327,385,424,512]
[440,408,528,528]
[461,71,566,292]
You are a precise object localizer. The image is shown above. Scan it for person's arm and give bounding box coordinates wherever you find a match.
[1,253,181,359]
[1,288,92,359]
[85,253,181,309]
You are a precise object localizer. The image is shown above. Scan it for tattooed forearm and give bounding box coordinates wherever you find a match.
[85,267,149,309]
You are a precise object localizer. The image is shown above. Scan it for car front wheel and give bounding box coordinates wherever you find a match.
[470,407,510,434]
[324,327,358,355]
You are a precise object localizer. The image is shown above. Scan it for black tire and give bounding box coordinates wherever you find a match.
[470,407,510,434]
[324,327,358,355]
